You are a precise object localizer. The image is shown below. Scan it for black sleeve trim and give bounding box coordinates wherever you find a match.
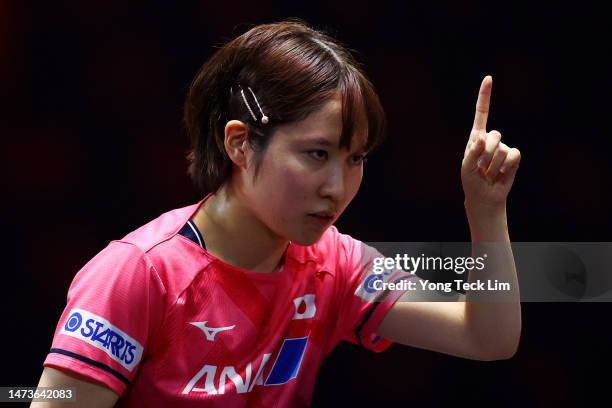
[354,302,382,348]
[49,348,130,386]
[354,277,404,348]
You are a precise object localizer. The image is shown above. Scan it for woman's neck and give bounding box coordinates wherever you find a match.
[193,185,289,273]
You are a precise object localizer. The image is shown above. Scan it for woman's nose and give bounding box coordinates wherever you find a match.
[319,164,346,202]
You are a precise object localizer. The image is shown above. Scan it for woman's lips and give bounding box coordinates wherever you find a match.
[310,210,337,218]
[307,214,334,228]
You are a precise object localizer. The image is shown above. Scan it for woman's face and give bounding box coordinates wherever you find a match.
[242,95,368,246]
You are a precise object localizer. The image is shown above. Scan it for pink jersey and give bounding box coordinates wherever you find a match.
[44,195,407,407]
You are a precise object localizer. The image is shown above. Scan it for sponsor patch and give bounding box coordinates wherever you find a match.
[60,308,143,371]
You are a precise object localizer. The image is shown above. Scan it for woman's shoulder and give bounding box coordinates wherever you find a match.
[119,201,202,253]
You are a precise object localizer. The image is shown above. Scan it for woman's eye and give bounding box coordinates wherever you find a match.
[308,150,328,160]
[350,154,368,165]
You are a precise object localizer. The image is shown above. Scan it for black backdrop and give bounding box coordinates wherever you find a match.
[2,1,611,406]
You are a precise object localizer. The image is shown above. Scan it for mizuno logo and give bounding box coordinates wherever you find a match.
[190,321,235,342]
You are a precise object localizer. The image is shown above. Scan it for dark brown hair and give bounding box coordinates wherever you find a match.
[184,19,386,194]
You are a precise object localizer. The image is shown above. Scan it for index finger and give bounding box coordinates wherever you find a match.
[472,75,493,131]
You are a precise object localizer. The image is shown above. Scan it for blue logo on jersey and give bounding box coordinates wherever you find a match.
[265,337,308,385]
[64,312,82,332]
[364,274,382,293]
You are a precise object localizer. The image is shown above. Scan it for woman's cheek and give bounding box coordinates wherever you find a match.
[281,158,314,191]
[345,166,362,192]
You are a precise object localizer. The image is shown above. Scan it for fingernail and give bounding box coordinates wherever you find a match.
[499,166,506,174]
[477,157,486,168]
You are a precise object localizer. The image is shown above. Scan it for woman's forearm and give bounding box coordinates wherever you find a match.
[463,202,522,358]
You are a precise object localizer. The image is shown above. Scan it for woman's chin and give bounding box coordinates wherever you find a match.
[290,230,328,247]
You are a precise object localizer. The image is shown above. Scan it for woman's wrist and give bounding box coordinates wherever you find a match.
[464,200,509,242]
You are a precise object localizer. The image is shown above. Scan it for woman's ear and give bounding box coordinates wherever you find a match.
[224,120,249,168]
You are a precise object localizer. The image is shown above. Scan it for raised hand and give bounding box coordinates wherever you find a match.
[461,76,521,208]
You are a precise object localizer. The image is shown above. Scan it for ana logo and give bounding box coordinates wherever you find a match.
[190,321,235,342]
[60,308,143,371]
[183,337,309,395]
[292,294,316,320]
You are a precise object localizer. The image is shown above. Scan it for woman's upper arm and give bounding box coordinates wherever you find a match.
[31,367,118,408]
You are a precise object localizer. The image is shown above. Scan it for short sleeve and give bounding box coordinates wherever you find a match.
[332,232,413,352]
[43,241,166,396]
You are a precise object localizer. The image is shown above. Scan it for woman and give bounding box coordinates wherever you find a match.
[35,20,521,407]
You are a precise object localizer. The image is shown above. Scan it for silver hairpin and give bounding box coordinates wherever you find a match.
[239,87,258,122]
[247,86,269,124]
[237,85,269,125]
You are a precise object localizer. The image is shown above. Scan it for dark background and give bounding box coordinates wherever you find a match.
[2,1,611,406]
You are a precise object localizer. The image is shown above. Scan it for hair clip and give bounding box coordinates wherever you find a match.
[247,86,269,124]
[237,84,269,125]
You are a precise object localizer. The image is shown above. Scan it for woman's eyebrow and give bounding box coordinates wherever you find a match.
[301,137,335,147]
[299,136,367,152]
